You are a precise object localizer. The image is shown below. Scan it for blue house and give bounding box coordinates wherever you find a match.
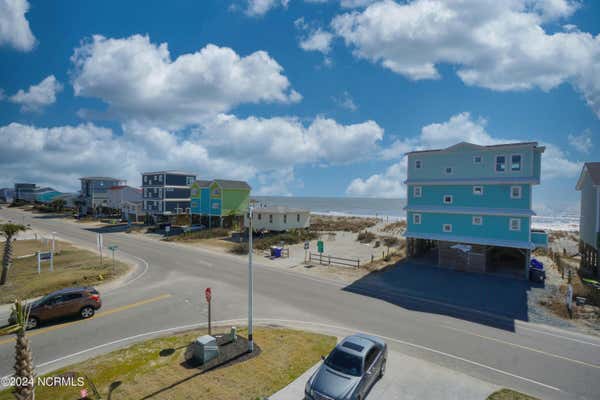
[576,162,600,277]
[404,142,548,277]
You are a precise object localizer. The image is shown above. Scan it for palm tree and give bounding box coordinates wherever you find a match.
[1,223,28,286]
[0,300,35,400]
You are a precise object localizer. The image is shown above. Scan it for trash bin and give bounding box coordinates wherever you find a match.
[189,335,219,364]
[270,246,282,258]
[530,258,544,270]
[529,267,546,283]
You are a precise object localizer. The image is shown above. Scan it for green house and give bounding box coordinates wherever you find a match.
[190,179,251,227]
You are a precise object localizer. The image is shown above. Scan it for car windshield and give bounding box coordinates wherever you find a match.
[324,348,362,376]
[30,294,53,307]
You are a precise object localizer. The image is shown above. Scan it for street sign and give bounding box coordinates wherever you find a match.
[205,287,212,335]
[39,251,52,261]
[304,241,309,250]
[205,287,212,303]
[317,240,324,254]
[37,251,53,274]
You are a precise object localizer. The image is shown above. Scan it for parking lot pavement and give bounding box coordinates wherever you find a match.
[270,349,499,400]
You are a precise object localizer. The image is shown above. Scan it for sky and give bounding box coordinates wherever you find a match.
[0,0,599,209]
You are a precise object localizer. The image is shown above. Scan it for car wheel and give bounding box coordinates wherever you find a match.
[379,359,386,378]
[80,306,95,319]
[26,317,39,330]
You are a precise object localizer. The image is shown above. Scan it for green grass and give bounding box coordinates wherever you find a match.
[0,326,336,400]
[487,389,540,400]
[230,230,319,254]
[164,228,230,241]
[0,240,130,304]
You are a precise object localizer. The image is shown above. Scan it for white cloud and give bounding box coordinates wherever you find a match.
[331,0,600,118]
[346,159,407,198]
[71,35,301,128]
[348,111,582,197]
[8,75,63,112]
[244,0,289,16]
[567,130,593,154]
[299,29,334,53]
[0,0,35,51]
[0,115,383,195]
[333,91,358,111]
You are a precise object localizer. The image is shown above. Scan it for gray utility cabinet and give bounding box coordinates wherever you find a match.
[190,335,219,364]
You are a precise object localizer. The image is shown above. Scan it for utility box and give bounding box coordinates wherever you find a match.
[190,335,219,364]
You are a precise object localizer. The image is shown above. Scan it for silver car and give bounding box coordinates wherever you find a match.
[305,333,387,400]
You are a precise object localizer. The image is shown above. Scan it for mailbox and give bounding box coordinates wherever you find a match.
[190,335,219,364]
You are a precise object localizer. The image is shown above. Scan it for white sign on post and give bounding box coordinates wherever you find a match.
[37,251,53,274]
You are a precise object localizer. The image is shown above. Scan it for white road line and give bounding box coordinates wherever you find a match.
[442,324,600,369]
[1,318,562,393]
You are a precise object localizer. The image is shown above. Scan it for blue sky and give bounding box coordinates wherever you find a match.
[0,0,598,209]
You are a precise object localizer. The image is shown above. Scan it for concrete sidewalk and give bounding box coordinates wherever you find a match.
[270,349,499,400]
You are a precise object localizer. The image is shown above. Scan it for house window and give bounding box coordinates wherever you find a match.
[143,175,148,183]
[509,218,521,231]
[495,155,506,172]
[159,175,163,182]
[473,186,483,195]
[443,195,453,204]
[511,155,522,171]
[415,160,422,169]
[413,186,422,198]
[283,214,287,224]
[269,214,273,223]
[443,224,452,233]
[257,213,262,220]
[510,186,522,199]
[472,216,483,225]
[413,213,421,225]
[473,155,482,164]
[297,214,300,222]
[186,176,194,185]
[444,167,453,175]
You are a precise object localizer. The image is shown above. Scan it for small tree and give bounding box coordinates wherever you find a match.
[1,223,28,286]
[50,198,66,212]
[0,300,35,400]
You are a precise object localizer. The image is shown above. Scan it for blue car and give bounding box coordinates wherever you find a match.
[305,333,387,400]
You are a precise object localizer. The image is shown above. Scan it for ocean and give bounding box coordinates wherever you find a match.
[252,196,580,232]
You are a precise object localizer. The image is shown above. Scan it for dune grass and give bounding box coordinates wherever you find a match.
[0,326,336,400]
[487,389,540,400]
[0,239,129,304]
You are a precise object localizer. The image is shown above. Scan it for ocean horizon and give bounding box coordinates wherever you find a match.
[252,196,580,232]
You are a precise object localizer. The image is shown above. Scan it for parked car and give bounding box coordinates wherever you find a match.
[9,287,102,329]
[305,333,387,400]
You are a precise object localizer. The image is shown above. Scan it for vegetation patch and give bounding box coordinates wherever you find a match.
[310,215,378,233]
[165,228,230,242]
[487,389,540,400]
[357,230,376,243]
[0,327,336,400]
[230,229,319,254]
[381,220,407,233]
[0,239,129,304]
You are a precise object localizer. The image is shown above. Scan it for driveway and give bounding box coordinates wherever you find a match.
[270,348,499,400]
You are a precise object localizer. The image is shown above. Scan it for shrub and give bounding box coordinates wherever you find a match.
[230,243,249,255]
[357,231,376,243]
[311,216,378,233]
[382,236,400,247]
[168,228,230,241]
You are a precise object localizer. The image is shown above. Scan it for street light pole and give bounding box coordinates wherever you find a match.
[248,206,254,352]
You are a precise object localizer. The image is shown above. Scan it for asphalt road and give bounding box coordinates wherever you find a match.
[1,208,599,400]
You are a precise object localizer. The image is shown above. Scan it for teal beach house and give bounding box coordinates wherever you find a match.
[404,142,548,277]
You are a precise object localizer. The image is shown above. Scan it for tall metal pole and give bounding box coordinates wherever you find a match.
[248,206,254,352]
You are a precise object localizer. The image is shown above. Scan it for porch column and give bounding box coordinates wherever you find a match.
[524,249,531,280]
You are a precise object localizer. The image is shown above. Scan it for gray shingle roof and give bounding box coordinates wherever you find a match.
[584,162,600,186]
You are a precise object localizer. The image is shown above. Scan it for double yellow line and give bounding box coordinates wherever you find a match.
[0,293,171,345]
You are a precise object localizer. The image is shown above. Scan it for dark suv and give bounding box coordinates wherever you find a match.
[10,287,102,329]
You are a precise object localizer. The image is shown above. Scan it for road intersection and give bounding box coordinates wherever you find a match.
[1,208,599,400]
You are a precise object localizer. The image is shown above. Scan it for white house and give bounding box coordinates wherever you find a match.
[576,162,600,277]
[245,206,310,232]
[107,185,142,209]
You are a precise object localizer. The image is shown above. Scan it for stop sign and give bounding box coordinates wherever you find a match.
[205,287,212,302]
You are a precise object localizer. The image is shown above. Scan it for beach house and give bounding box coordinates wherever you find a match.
[404,141,548,277]
[576,162,600,277]
[142,171,196,222]
[190,179,251,228]
[245,206,310,232]
[79,176,126,215]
